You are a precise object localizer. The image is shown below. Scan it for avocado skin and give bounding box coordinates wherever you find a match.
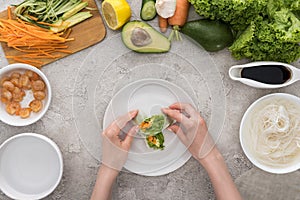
[122,20,170,53]
[181,19,234,52]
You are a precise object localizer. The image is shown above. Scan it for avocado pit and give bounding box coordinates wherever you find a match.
[130,27,152,47]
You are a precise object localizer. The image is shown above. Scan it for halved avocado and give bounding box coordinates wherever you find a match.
[122,21,170,53]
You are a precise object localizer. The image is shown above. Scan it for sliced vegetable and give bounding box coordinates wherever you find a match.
[122,21,171,53]
[181,19,234,52]
[141,0,157,21]
[155,0,177,18]
[0,9,73,67]
[168,0,190,41]
[13,0,92,31]
[62,2,88,20]
[50,11,92,33]
[14,0,81,23]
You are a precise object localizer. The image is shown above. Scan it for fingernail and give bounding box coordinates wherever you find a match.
[130,110,138,116]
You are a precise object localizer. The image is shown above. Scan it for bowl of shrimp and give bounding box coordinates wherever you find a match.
[0,63,51,126]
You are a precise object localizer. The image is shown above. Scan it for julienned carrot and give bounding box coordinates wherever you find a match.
[36,21,62,27]
[168,0,190,41]
[7,6,12,20]
[64,28,72,39]
[0,7,73,68]
[12,57,44,65]
[158,16,168,33]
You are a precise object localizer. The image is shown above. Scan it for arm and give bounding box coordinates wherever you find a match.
[90,110,139,200]
[163,103,242,200]
[90,165,118,200]
[200,148,242,200]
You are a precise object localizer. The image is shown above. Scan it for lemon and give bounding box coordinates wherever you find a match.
[102,0,131,30]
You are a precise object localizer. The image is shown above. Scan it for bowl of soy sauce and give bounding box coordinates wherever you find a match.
[229,61,300,89]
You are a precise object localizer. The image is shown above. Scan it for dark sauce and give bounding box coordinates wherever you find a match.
[241,65,291,84]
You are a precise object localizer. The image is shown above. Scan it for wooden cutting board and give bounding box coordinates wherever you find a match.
[0,0,106,67]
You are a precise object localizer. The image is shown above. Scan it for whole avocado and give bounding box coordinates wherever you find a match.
[181,19,234,52]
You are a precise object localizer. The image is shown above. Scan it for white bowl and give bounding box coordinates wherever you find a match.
[0,133,63,200]
[240,93,300,174]
[0,63,52,126]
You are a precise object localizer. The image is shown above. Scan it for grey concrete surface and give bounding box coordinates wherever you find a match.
[0,1,300,200]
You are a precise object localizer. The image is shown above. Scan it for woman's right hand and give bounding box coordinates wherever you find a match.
[163,103,242,200]
[162,102,215,162]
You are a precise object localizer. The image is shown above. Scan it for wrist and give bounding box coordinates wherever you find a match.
[99,164,119,181]
[198,147,224,170]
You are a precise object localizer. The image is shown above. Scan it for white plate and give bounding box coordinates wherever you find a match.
[0,63,51,126]
[72,33,226,177]
[0,133,63,199]
[103,78,194,176]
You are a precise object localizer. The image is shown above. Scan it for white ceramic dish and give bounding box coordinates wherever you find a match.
[229,61,300,89]
[103,78,194,176]
[240,93,300,174]
[0,133,63,200]
[0,63,51,126]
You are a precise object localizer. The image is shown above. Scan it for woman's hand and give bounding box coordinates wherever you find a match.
[91,110,139,200]
[101,110,139,171]
[162,103,215,161]
[163,103,242,200]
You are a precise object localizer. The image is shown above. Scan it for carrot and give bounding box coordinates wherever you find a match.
[0,7,73,67]
[27,15,38,21]
[167,0,190,41]
[64,28,72,39]
[36,21,62,27]
[158,16,168,33]
[7,6,12,20]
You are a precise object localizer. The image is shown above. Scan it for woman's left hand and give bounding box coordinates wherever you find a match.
[101,110,139,171]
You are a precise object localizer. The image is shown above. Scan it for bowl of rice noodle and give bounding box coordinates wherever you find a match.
[240,93,300,174]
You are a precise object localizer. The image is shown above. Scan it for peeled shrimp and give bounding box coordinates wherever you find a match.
[10,72,21,79]
[1,97,9,104]
[32,80,45,91]
[10,78,22,88]
[6,102,21,115]
[0,76,10,86]
[20,74,31,89]
[12,87,25,102]
[2,81,15,91]
[33,91,46,100]
[29,100,43,112]
[19,108,31,119]
[31,72,41,81]
[1,89,12,102]
[2,70,46,119]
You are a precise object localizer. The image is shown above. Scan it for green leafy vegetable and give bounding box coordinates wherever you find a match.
[188,0,300,63]
[188,0,268,31]
[146,132,165,150]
